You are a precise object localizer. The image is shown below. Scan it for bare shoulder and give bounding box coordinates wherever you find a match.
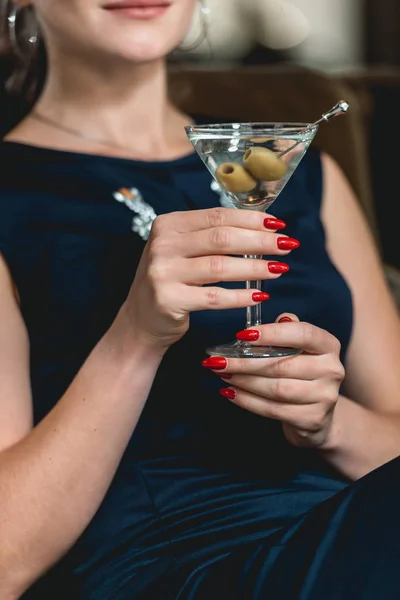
[0,253,32,452]
[3,115,43,145]
[320,151,384,275]
[320,152,400,411]
[0,253,20,304]
[320,152,376,244]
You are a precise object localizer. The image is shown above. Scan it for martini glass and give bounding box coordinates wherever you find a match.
[185,102,349,358]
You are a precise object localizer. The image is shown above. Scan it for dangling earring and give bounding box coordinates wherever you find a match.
[179,0,211,53]
[7,2,39,58]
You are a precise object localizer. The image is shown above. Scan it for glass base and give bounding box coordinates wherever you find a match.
[206,340,302,359]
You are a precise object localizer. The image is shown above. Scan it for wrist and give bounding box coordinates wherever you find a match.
[105,305,168,367]
[318,396,345,453]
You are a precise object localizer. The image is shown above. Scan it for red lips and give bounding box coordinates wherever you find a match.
[103,0,170,8]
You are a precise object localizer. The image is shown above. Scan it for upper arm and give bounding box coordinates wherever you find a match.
[0,254,33,452]
[321,153,400,413]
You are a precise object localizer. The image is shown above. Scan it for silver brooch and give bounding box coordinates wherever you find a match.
[113,180,234,242]
[113,187,157,241]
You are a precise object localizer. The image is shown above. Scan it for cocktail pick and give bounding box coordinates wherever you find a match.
[278,100,350,158]
[313,100,350,126]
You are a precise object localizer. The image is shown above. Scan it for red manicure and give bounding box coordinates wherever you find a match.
[236,329,260,341]
[252,292,270,302]
[202,357,227,370]
[277,237,300,250]
[279,316,293,323]
[220,374,232,380]
[264,217,286,231]
[220,388,236,400]
[268,261,290,274]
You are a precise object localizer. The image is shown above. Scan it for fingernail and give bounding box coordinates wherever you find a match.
[202,357,227,370]
[220,388,236,400]
[277,237,300,250]
[264,217,286,230]
[236,329,260,341]
[279,316,293,323]
[268,261,290,274]
[252,292,270,302]
[220,374,232,380]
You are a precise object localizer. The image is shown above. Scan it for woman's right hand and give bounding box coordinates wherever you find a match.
[121,207,299,351]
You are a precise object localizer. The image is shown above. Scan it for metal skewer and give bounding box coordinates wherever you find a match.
[277,100,350,158]
[313,100,350,126]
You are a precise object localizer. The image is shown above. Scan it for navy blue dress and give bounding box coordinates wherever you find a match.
[0,140,399,600]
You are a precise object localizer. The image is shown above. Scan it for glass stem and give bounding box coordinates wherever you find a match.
[245,255,263,329]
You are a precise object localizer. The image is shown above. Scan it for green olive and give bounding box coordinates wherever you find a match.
[243,147,288,181]
[215,162,257,193]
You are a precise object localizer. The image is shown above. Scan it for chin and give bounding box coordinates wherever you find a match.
[120,41,173,63]
[93,3,191,64]
[98,25,181,64]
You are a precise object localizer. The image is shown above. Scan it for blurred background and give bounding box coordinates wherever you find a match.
[172,0,400,275]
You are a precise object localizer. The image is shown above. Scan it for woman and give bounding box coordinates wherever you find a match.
[0,1,400,599]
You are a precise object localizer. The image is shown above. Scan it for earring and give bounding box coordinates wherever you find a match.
[179,0,211,53]
[7,2,38,58]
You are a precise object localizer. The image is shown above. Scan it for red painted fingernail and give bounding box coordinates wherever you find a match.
[279,316,293,323]
[264,217,286,230]
[220,388,236,400]
[252,292,270,302]
[268,261,290,274]
[202,357,227,370]
[236,329,260,341]
[277,237,300,250]
[220,374,232,380]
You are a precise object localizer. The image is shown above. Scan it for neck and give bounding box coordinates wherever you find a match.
[34,54,189,158]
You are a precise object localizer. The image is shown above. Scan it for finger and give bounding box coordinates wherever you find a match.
[234,321,341,356]
[219,386,318,426]
[177,227,299,259]
[219,375,319,404]
[151,207,286,235]
[180,285,270,312]
[219,354,323,380]
[173,256,289,285]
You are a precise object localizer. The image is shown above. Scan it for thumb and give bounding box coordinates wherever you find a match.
[276,313,300,323]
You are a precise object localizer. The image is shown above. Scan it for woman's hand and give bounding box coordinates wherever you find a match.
[121,208,297,352]
[203,314,345,448]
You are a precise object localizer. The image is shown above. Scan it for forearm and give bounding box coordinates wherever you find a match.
[319,394,400,481]
[0,307,163,596]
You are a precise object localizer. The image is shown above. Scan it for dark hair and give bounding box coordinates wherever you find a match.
[0,1,46,121]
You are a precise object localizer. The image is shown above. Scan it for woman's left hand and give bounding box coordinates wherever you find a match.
[202,315,345,448]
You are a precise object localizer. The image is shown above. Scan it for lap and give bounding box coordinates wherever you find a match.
[30,455,400,599]
[156,455,400,600]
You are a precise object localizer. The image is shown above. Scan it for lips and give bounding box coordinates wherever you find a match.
[102,0,171,19]
[103,0,171,8]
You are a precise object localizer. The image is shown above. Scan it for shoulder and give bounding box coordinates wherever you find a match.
[319,151,366,234]
[319,150,381,273]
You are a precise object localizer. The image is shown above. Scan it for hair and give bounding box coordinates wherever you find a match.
[0,0,204,133]
[0,1,46,105]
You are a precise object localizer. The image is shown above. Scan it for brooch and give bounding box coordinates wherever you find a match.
[113,187,157,241]
[113,180,234,242]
